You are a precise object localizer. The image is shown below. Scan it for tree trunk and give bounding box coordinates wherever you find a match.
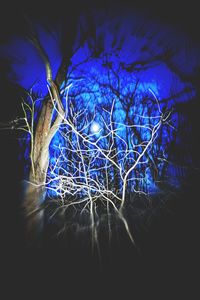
[23,98,54,244]
[22,28,67,244]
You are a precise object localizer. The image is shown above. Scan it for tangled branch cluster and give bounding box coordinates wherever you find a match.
[12,80,173,245]
[44,85,172,243]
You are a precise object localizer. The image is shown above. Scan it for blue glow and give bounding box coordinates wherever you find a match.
[1,12,198,199]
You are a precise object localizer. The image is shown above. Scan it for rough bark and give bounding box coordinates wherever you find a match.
[23,98,54,243]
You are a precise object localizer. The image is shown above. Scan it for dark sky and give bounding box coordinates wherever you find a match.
[1,0,200,104]
[0,0,200,40]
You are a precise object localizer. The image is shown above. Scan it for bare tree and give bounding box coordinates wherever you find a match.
[29,81,171,245]
[16,13,99,241]
[1,9,193,247]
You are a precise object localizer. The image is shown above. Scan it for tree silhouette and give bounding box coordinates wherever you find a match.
[0,6,198,247]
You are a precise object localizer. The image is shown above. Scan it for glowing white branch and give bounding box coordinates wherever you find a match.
[44,85,172,244]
